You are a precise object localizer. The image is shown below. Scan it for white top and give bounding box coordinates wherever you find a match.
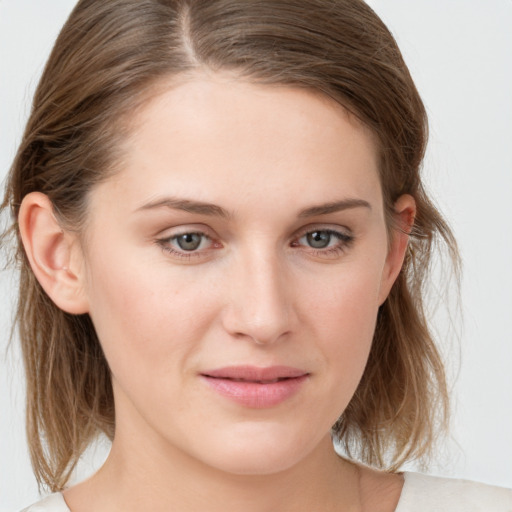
[395,472,512,511]
[21,472,512,511]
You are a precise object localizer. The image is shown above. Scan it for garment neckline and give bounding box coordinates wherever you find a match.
[52,471,413,512]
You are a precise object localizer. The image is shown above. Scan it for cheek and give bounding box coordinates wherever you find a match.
[298,260,384,400]
[302,259,383,341]
[83,245,218,380]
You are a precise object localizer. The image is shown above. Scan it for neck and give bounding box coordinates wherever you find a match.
[66,432,361,512]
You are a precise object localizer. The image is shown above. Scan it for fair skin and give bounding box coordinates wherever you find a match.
[20,76,415,512]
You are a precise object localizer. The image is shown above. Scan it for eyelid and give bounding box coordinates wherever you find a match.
[293,223,353,240]
[153,222,215,237]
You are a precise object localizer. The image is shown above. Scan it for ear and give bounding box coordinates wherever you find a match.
[18,192,89,314]
[378,194,416,305]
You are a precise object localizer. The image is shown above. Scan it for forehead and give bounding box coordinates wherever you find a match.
[96,76,382,217]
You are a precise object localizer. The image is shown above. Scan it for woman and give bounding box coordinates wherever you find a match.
[1,0,511,510]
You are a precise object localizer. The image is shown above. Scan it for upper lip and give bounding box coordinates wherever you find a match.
[200,365,308,382]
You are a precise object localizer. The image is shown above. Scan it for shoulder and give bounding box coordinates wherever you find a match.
[20,493,70,512]
[396,472,512,512]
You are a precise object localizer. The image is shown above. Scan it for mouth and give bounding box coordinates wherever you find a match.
[213,377,292,384]
[200,366,309,408]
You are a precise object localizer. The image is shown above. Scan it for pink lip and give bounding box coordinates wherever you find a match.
[200,366,309,408]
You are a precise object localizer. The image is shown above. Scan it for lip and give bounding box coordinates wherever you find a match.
[200,365,309,408]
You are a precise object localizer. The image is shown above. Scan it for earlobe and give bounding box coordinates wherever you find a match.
[18,192,89,314]
[378,194,416,305]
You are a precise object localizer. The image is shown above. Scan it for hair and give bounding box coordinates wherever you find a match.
[1,0,459,492]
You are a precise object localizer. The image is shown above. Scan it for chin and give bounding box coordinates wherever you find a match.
[207,449,304,477]
[192,422,324,476]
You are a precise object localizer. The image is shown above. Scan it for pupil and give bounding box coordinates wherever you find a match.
[177,233,202,251]
[307,231,331,249]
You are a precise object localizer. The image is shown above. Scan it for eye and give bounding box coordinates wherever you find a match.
[292,228,354,258]
[156,230,219,259]
[174,232,205,251]
[304,230,336,249]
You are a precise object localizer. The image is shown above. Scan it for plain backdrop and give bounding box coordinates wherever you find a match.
[1,1,511,510]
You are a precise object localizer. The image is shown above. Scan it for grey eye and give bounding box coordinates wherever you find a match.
[306,231,332,249]
[175,233,203,251]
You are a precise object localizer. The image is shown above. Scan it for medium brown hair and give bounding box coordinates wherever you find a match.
[1,0,458,491]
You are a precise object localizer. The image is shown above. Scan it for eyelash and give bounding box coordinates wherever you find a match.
[156,228,354,261]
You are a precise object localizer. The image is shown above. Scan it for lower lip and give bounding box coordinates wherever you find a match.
[201,375,308,408]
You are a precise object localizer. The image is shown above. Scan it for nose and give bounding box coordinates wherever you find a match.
[221,247,293,345]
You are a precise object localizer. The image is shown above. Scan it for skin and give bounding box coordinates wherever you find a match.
[20,75,414,511]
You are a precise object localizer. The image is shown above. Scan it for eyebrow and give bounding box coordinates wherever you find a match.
[298,198,371,218]
[136,196,371,219]
[136,197,230,218]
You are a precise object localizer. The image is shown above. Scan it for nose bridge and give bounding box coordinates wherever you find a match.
[223,242,292,345]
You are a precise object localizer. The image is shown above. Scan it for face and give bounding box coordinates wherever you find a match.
[77,76,406,475]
